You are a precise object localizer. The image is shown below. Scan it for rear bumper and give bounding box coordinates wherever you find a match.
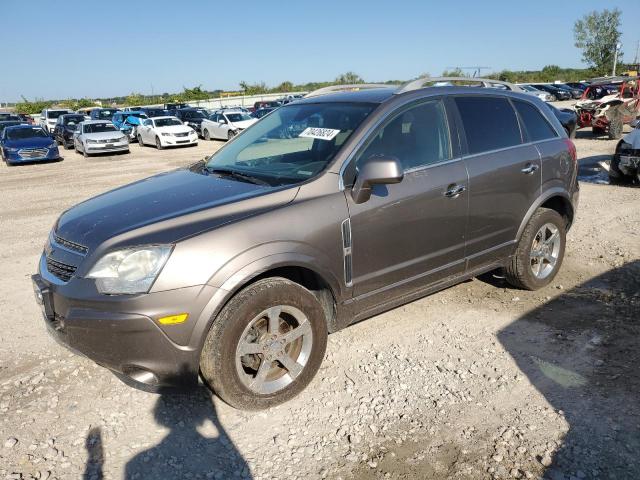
[32,255,221,388]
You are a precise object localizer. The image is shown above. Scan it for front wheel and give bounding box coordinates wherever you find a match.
[505,208,566,290]
[155,136,163,150]
[200,277,328,410]
[608,111,623,140]
[227,129,236,141]
[203,129,211,141]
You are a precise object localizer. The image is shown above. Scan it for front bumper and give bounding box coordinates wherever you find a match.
[159,133,198,147]
[616,153,640,177]
[32,253,219,388]
[85,141,129,153]
[4,147,60,164]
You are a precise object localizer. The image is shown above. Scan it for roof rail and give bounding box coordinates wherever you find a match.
[304,84,392,98]
[395,77,523,94]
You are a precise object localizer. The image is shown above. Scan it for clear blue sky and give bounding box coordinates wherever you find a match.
[1,0,639,102]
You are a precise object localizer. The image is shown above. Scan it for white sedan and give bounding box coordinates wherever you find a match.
[201,110,257,141]
[136,116,198,149]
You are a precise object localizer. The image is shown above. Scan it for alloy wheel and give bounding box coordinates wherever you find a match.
[529,223,561,279]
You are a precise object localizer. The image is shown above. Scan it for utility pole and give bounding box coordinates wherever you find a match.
[612,42,621,76]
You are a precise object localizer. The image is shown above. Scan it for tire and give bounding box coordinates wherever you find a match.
[155,136,163,150]
[227,130,236,141]
[138,135,144,146]
[608,154,633,184]
[82,145,89,158]
[63,142,72,150]
[200,277,328,410]
[608,110,623,140]
[204,129,211,141]
[505,208,566,291]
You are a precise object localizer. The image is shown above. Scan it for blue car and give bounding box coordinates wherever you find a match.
[112,111,148,141]
[1,125,60,165]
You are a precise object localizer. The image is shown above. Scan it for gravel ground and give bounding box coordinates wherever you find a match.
[0,117,638,480]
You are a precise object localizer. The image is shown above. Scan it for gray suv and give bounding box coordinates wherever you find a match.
[32,79,579,410]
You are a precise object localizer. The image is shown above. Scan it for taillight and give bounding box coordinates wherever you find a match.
[563,138,577,165]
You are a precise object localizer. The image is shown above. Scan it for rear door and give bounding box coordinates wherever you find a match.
[347,98,469,298]
[453,95,541,269]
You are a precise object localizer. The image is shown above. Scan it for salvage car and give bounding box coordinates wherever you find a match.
[610,125,640,183]
[1,124,60,165]
[32,80,579,410]
[201,109,257,140]
[40,108,74,133]
[52,114,86,149]
[73,120,130,157]
[112,111,148,141]
[136,116,198,149]
[575,77,640,139]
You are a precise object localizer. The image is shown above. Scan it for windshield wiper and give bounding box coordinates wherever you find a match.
[204,166,270,186]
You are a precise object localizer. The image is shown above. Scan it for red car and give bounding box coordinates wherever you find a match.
[575,77,640,139]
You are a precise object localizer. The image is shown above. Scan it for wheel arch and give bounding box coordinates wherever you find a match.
[517,189,575,242]
[190,255,342,357]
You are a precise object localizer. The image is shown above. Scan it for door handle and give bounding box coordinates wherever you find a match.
[444,184,466,198]
[521,163,539,174]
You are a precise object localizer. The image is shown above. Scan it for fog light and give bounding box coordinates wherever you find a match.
[158,313,188,325]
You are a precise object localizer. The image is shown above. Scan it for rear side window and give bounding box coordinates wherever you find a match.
[513,100,557,142]
[455,96,522,154]
[357,100,451,171]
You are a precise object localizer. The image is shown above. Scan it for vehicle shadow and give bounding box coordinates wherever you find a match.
[122,385,252,479]
[81,377,252,479]
[497,261,640,479]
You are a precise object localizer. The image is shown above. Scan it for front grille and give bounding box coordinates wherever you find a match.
[174,132,189,137]
[96,138,120,144]
[54,234,88,254]
[18,148,48,159]
[46,257,76,282]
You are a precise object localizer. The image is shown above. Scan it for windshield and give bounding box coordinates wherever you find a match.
[205,103,374,185]
[226,113,253,123]
[95,109,118,119]
[84,123,117,133]
[47,110,70,119]
[7,127,48,140]
[144,109,166,117]
[155,118,182,127]
[64,115,85,126]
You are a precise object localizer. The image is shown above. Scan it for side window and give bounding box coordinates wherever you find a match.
[455,96,522,154]
[356,100,451,171]
[513,100,557,142]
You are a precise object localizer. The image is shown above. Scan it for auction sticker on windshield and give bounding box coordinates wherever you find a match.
[299,127,340,141]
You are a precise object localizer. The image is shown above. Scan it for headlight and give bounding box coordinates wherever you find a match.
[87,139,98,144]
[5,147,19,153]
[161,132,171,136]
[49,143,57,149]
[86,245,172,294]
[190,129,196,134]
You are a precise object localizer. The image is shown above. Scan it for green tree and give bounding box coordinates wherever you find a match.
[124,92,146,106]
[574,9,623,76]
[441,68,466,77]
[334,72,364,84]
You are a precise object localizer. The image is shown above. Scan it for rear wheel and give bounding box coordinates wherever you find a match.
[505,208,566,290]
[200,277,328,410]
[138,134,144,146]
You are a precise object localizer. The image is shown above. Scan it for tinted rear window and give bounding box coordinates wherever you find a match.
[455,96,521,154]
[513,101,557,142]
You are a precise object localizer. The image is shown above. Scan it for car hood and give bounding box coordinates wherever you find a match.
[156,125,193,134]
[622,128,640,149]
[55,167,299,250]
[231,119,258,129]
[83,131,126,140]
[4,136,55,149]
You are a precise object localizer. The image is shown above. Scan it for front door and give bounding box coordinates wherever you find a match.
[346,99,469,299]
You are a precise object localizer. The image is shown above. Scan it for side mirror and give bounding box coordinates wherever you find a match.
[351,155,404,204]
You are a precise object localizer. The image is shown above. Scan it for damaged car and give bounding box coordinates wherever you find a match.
[609,124,640,184]
[575,77,640,139]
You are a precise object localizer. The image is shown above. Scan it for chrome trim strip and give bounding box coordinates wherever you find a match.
[341,218,353,287]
